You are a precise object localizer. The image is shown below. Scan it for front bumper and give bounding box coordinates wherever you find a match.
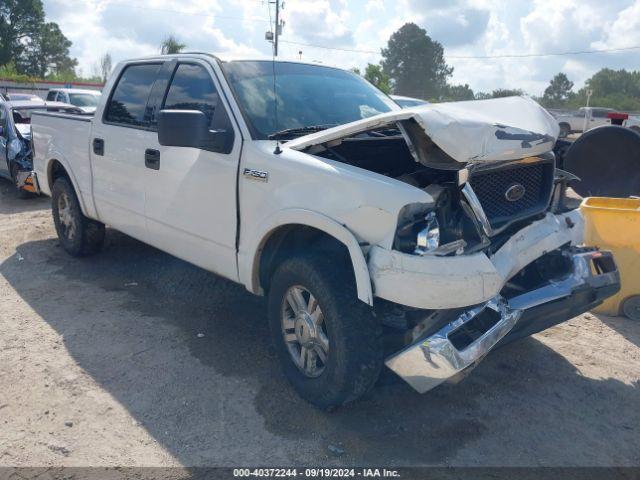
[385,249,620,394]
[368,210,584,310]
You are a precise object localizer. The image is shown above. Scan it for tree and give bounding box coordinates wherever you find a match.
[161,35,186,55]
[1,1,77,77]
[99,53,112,83]
[381,23,452,99]
[0,0,44,67]
[442,84,475,101]
[542,72,574,107]
[363,63,391,94]
[489,88,525,98]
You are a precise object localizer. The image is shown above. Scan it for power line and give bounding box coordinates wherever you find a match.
[89,1,271,24]
[281,39,640,59]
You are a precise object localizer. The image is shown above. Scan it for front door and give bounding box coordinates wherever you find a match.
[143,60,241,281]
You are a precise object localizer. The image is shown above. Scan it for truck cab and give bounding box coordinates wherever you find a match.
[31,54,620,408]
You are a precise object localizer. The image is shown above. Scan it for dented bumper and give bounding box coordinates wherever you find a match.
[368,209,584,310]
[385,249,620,393]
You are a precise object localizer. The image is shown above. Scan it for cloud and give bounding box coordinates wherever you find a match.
[405,0,491,46]
[285,0,355,47]
[41,0,640,97]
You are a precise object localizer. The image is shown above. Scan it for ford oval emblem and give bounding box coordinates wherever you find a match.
[505,183,526,202]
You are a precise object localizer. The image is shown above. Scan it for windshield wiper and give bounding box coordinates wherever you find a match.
[268,124,337,140]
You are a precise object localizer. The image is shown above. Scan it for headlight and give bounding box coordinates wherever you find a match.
[415,212,440,254]
[394,210,441,255]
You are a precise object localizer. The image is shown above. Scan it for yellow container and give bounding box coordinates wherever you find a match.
[580,197,640,319]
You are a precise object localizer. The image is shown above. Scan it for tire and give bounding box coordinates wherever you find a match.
[10,163,31,199]
[51,177,105,257]
[558,123,570,138]
[622,296,640,321]
[267,253,383,409]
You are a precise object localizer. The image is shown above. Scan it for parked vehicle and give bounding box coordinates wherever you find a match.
[390,94,429,108]
[0,100,81,195]
[622,115,640,134]
[31,55,620,408]
[554,107,615,137]
[5,93,42,102]
[46,88,101,114]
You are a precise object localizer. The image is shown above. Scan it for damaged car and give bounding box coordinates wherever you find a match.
[31,56,620,409]
[0,100,81,196]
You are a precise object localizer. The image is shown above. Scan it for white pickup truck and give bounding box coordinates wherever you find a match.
[31,54,620,408]
[554,107,615,137]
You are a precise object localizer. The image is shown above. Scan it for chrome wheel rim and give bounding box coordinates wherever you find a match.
[57,192,77,241]
[281,285,329,378]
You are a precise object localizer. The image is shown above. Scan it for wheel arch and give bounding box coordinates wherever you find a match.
[45,157,92,217]
[242,209,374,306]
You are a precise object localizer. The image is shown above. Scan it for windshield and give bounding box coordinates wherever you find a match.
[69,93,100,107]
[222,61,398,139]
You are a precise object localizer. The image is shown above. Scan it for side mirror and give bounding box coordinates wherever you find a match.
[157,109,234,154]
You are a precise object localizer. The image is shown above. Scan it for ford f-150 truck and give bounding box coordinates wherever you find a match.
[31,54,620,409]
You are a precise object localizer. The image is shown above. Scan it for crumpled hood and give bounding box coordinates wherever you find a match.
[286,96,559,163]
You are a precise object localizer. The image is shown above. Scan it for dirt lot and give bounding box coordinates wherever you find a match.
[0,178,639,468]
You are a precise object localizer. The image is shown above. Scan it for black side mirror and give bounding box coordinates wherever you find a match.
[157,109,234,154]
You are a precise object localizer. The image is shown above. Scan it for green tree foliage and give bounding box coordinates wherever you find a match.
[541,72,574,107]
[442,84,475,101]
[381,23,452,99]
[161,35,187,55]
[569,68,640,111]
[363,63,391,94]
[0,0,77,77]
[489,88,525,98]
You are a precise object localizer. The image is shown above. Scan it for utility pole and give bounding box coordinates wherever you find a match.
[274,0,280,56]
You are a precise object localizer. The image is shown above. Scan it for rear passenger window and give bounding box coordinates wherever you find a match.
[46,91,57,101]
[163,64,219,126]
[105,63,161,127]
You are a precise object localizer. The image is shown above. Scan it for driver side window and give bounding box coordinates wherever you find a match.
[163,63,219,127]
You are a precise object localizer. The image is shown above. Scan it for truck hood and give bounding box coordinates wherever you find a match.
[286,96,559,164]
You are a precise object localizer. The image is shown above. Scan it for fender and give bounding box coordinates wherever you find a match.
[239,208,374,305]
[45,151,97,219]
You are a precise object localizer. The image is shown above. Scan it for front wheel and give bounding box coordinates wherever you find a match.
[51,177,105,257]
[267,254,383,409]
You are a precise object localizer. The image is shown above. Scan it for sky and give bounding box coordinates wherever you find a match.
[43,0,640,96]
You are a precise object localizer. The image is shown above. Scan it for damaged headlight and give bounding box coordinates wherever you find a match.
[415,212,440,254]
[394,210,440,255]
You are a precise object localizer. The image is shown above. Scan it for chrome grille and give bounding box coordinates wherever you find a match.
[468,160,554,231]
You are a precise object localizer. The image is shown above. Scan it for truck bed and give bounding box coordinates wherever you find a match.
[31,111,94,205]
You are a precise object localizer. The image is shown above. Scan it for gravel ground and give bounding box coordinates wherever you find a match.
[0,178,639,468]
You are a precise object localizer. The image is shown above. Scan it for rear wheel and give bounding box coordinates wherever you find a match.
[267,254,383,409]
[51,177,105,256]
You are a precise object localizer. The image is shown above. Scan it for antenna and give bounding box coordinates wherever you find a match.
[267,0,282,154]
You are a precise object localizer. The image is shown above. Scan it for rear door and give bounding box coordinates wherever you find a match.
[143,59,242,280]
[90,62,163,240]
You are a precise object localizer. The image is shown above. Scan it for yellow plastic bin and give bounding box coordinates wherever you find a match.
[580,197,640,320]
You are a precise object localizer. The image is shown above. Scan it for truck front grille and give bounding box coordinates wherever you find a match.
[468,159,554,232]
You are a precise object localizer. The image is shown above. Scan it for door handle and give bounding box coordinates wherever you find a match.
[93,138,104,156]
[145,148,160,170]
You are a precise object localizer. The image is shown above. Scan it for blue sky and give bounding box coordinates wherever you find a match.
[44,0,640,96]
